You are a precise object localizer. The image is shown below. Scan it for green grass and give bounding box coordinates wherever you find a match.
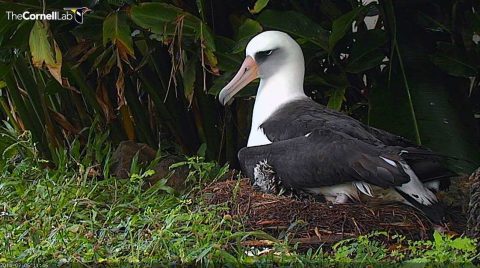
[0,127,478,266]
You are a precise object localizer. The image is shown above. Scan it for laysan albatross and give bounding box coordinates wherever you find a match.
[219,31,454,223]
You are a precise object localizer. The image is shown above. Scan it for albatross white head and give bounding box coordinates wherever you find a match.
[219,31,307,146]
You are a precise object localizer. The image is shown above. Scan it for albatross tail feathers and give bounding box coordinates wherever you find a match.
[395,161,445,223]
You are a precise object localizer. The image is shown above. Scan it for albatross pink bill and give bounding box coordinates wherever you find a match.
[218,56,258,106]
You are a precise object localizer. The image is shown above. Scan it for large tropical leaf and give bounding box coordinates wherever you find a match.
[369,4,480,172]
[345,29,387,73]
[257,10,329,51]
[103,11,134,58]
[29,21,62,84]
[329,5,368,51]
[231,18,263,54]
[130,2,215,52]
[430,42,479,78]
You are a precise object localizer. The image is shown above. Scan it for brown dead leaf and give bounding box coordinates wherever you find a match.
[96,82,116,122]
[49,109,79,134]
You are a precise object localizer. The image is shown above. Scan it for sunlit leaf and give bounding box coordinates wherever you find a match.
[249,0,269,14]
[29,21,62,84]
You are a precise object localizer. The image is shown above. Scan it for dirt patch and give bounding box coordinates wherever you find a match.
[203,179,466,246]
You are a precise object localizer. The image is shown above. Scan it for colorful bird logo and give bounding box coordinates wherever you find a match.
[63,7,91,24]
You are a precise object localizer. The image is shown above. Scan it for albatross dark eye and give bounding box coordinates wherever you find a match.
[264,50,273,56]
[255,49,276,62]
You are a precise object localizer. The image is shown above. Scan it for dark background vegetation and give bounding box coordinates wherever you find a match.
[0,0,479,172]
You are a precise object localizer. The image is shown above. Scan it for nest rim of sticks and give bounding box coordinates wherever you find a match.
[202,178,466,247]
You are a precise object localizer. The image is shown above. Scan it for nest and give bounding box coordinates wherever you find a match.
[203,179,466,246]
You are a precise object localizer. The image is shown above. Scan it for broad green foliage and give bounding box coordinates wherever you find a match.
[369,1,480,170]
[258,10,330,50]
[0,0,479,171]
[103,11,134,57]
[328,5,368,51]
[345,29,387,73]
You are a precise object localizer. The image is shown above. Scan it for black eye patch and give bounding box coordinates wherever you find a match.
[255,48,277,63]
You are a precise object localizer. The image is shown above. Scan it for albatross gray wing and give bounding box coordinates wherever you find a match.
[260,98,415,147]
[259,98,456,183]
[238,128,411,190]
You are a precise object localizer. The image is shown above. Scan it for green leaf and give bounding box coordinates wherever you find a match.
[196,0,206,20]
[257,10,329,51]
[329,6,367,51]
[346,51,385,73]
[431,54,478,77]
[433,231,443,245]
[103,11,134,57]
[196,22,216,52]
[130,3,198,30]
[327,87,346,111]
[0,63,10,79]
[108,0,131,6]
[450,237,476,252]
[3,20,34,50]
[431,43,478,78]
[306,72,349,89]
[183,57,197,105]
[232,19,263,53]
[130,3,215,51]
[237,18,263,41]
[369,14,480,171]
[214,37,243,71]
[29,21,55,67]
[346,30,387,73]
[29,21,62,84]
[417,12,451,34]
[250,0,269,14]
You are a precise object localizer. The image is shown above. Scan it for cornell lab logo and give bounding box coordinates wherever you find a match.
[6,7,91,24]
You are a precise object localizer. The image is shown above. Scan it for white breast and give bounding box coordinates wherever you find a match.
[247,127,271,147]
